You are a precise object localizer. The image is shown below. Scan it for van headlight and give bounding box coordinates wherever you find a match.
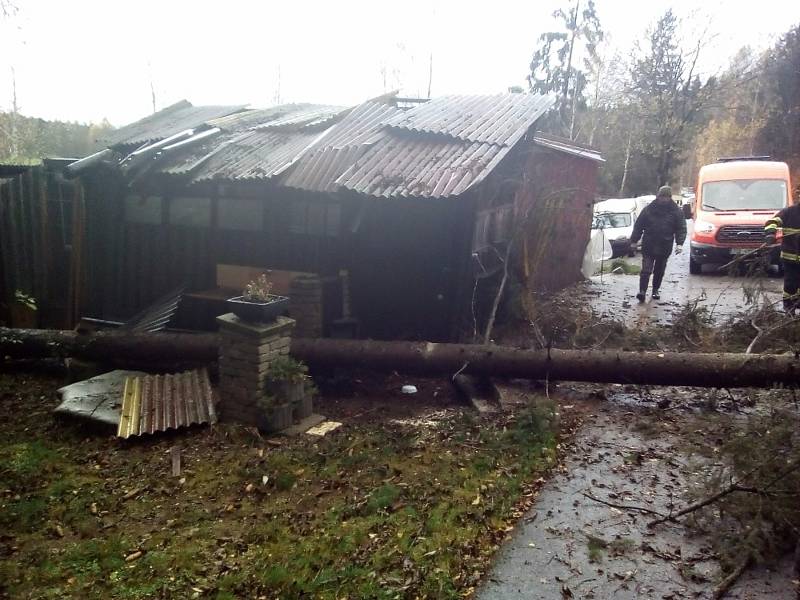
[694,220,716,234]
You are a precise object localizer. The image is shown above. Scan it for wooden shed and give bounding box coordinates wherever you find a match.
[0,95,603,341]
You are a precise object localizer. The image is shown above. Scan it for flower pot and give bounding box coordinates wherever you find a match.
[293,392,314,421]
[226,295,289,323]
[266,380,304,404]
[258,403,293,432]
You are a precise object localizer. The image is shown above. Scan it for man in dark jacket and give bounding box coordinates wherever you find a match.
[629,185,687,302]
[764,202,800,314]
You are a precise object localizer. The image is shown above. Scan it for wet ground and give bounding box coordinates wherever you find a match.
[588,222,782,325]
[477,386,798,600]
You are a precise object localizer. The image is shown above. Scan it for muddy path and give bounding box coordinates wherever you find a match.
[477,386,797,599]
[587,221,781,326]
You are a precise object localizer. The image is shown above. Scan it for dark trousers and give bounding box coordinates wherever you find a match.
[639,254,669,294]
[783,260,800,313]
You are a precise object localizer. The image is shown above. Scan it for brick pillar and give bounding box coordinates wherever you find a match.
[216,314,295,427]
[289,275,323,338]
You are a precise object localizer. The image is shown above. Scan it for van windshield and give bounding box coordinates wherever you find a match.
[593,213,631,228]
[701,179,787,211]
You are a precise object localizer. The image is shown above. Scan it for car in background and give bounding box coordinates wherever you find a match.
[689,157,791,274]
[592,196,653,257]
[680,188,695,219]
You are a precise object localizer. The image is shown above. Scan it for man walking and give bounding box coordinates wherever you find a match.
[764,201,800,314]
[630,186,687,302]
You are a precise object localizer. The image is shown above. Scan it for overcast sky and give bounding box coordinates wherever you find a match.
[1,0,799,126]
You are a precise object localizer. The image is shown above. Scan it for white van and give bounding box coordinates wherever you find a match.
[592,196,655,257]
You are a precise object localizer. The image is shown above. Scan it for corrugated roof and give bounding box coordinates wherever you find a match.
[533,133,605,162]
[209,104,346,132]
[281,102,400,192]
[336,135,506,198]
[387,94,555,146]
[103,100,246,148]
[191,129,321,182]
[252,105,347,131]
[117,369,217,438]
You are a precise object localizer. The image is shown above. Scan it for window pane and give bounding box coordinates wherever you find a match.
[218,197,263,231]
[702,179,787,211]
[125,195,162,225]
[170,197,211,227]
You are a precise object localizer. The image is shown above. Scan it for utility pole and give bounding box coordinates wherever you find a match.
[427,52,433,99]
[10,65,19,158]
[273,64,281,105]
[562,0,580,125]
[147,61,157,113]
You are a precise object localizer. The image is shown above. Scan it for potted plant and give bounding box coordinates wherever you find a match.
[226,275,289,323]
[10,290,38,328]
[256,393,294,433]
[263,357,314,427]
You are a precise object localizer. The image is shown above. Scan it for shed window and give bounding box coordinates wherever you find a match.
[125,195,163,225]
[218,197,263,231]
[290,201,341,236]
[169,197,211,227]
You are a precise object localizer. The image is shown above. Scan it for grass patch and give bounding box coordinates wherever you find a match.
[0,371,559,600]
[600,258,641,275]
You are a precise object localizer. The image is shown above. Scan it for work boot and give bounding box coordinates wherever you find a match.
[636,292,646,303]
[651,290,660,300]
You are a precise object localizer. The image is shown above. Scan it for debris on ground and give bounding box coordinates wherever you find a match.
[117,368,218,438]
[305,421,342,436]
[55,370,146,426]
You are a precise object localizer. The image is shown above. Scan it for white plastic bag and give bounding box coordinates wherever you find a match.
[581,228,613,278]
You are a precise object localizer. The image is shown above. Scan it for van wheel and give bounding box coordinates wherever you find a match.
[689,258,701,275]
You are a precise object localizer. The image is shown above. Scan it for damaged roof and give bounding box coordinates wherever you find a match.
[99,93,577,198]
[387,94,555,147]
[282,101,399,192]
[192,130,322,182]
[336,136,506,198]
[102,100,247,149]
[533,132,605,163]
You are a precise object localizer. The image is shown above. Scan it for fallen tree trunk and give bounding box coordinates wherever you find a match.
[0,328,218,363]
[292,338,799,388]
[1,328,798,388]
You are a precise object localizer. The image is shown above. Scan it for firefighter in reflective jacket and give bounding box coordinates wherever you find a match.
[765,203,800,314]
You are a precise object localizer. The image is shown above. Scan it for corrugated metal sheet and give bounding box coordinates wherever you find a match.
[336,136,506,198]
[534,133,605,162]
[121,287,183,332]
[251,105,346,131]
[209,104,346,132]
[388,94,555,147]
[103,100,246,149]
[281,102,400,192]
[117,369,217,438]
[192,130,321,182]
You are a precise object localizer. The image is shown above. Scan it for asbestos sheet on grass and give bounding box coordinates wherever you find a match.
[55,370,147,427]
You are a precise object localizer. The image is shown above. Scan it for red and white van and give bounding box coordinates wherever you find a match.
[689,158,792,274]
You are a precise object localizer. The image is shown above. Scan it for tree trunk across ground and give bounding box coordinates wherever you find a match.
[1,328,797,388]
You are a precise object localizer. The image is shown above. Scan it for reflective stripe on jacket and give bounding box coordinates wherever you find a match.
[765,205,800,262]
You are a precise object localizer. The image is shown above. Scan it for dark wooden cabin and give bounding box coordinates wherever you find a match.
[0,95,603,340]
